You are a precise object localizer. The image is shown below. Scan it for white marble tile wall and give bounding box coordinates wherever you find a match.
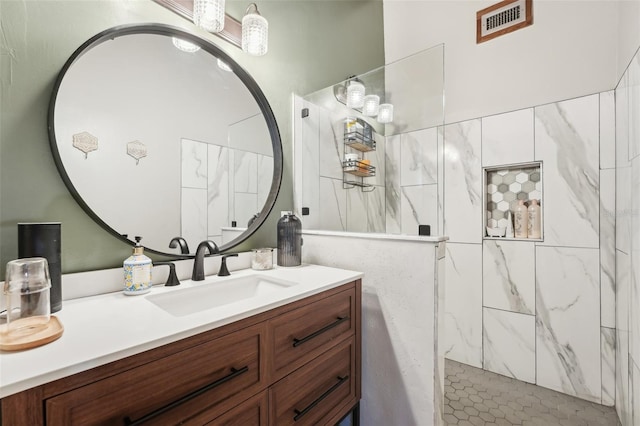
[256,154,273,210]
[483,308,535,384]
[400,185,437,236]
[535,246,601,402]
[600,91,616,170]
[181,138,208,189]
[601,327,616,406]
[481,108,534,167]
[319,177,346,231]
[401,128,438,186]
[616,47,640,426]
[445,243,482,368]
[482,240,535,315]
[535,95,600,249]
[300,100,321,229]
[443,119,482,243]
[385,134,402,234]
[600,168,616,329]
[207,144,229,237]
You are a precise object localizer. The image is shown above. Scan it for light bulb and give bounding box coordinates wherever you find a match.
[346,81,365,109]
[194,0,226,33]
[362,95,380,116]
[242,4,268,56]
[377,104,394,124]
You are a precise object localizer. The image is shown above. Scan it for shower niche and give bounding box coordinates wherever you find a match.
[483,162,543,240]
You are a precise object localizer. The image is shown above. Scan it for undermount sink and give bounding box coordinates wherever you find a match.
[146,274,297,317]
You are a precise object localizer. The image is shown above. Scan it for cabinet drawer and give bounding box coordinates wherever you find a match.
[46,323,266,426]
[269,286,355,379]
[201,390,268,425]
[270,337,356,426]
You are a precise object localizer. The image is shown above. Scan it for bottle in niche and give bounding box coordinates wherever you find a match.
[528,199,541,239]
[123,236,152,295]
[505,211,514,238]
[514,200,528,238]
[277,211,302,267]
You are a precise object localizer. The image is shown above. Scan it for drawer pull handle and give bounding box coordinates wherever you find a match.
[123,366,249,425]
[292,316,349,347]
[293,375,349,421]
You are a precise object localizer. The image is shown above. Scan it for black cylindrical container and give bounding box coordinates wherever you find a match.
[277,212,302,267]
[18,222,62,313]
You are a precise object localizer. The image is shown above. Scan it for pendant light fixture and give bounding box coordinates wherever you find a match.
[242,3,268,56]
[346,80,365,109]
[377,103,394,124]
[362,95,380,116]
[194,0,226,33]
[172,38,201,53]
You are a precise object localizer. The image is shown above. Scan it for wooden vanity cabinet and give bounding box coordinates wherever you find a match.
[0,280,361,426]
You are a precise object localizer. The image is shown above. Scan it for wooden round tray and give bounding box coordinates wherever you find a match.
[0,315,64,351]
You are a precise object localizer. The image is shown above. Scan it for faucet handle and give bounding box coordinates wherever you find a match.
[218,254,239,277]
[154,262,181,286]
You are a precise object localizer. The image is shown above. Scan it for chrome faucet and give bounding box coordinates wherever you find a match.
[191,240,219,281]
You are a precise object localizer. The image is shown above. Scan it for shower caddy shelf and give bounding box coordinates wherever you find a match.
[343,118,376,192]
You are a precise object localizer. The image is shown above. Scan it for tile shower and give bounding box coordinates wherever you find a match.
[295,90,618,409]
[294,45,640,425]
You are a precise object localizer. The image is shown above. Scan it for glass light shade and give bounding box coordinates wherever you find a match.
[362,95,380,116]
[346,81,365,109]
[217,58,233,72]
[242,12,268,56]
[377,103,394,124]
[171,37,201,53]
[194,0,226,33]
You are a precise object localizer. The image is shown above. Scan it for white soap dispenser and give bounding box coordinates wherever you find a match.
[123,236,152,295]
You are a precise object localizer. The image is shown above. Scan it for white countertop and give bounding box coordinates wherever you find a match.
[0,264,362,398]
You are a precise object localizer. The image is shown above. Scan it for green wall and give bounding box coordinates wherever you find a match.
[0,0,384,273]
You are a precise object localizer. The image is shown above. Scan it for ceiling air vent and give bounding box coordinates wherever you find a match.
[477,0,533,44]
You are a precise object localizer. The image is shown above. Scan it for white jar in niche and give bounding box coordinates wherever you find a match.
[527,199,541,239]
[514,200,528,238]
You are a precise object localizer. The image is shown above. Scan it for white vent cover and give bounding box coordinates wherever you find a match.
[477,0,532,43]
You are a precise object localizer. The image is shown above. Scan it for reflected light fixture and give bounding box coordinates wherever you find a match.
[194,0,226,33]
[377,103,394,124]
[172,37,201,53]
[362,95,380,116]
[242,3,268,56]
[346,80,365,109]
[217,58,233,72]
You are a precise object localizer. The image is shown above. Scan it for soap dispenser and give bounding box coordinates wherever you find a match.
[123,236,152,295]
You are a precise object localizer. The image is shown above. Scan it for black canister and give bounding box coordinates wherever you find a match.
[277,211,302,267]
[18,222,62,313]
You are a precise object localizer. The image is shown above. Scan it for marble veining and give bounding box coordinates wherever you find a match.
[600,168,616,328]
[367,187,386,233]
[319,178,346,231]
[385,134,402,234]
[535,246,601,402]
[601,327,616,406]
[483,308,535,384]
[346,186,368,233]
[401,185,438,236]
[207,144,229,235]
[401,127,438,186]
[233,150,258,194]
[181,138,208,189]
[443,119,482,244]
[535,95,600,248]
[319,110,343,180]
[482,240,535,315]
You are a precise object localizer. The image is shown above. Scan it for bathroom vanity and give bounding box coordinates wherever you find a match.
[0,265,362,425]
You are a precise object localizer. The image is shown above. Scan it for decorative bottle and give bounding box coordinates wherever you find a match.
[514,200,528,238]
[123,236,152,295]
[527,199,541,239]
[277,211,302,267]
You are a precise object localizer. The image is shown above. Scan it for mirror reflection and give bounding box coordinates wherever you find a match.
[50,27,280,255]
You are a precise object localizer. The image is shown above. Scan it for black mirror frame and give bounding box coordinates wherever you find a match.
[47,23,283,258]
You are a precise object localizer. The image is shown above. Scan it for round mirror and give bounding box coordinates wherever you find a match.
[48,24,282,257]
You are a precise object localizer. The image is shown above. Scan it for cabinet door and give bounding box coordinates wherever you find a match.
[269,286,356,380]
[46,323,266,426]
[270,337,357,426]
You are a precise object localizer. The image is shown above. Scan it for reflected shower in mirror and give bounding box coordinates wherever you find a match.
[49,25,282,256]
[294,44,444,237]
